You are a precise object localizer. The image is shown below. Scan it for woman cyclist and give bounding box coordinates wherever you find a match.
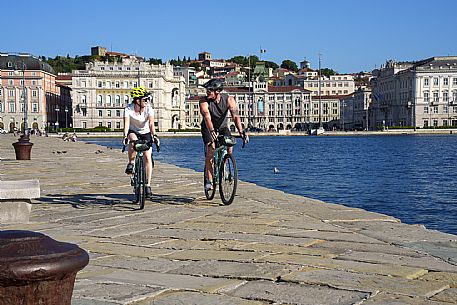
[123,86,159,198]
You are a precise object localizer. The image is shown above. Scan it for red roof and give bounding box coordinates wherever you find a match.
[56,75,72,81]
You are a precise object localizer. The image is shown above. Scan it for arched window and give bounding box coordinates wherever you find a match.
[82,95,87,104]
[115,95,121,106]
[124,95,129,105]
[97,95,102,105]
[106,95,112,105]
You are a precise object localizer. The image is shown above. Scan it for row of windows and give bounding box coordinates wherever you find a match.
[1,79,39,86]
[423,105,457,114]
[79,121,122,129]
[97,110,122,117]
[0,89,38,97]
[0,102,39,113]
[424,77,457,86]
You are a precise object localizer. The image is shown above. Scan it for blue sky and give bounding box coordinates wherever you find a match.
[4,0,456,73]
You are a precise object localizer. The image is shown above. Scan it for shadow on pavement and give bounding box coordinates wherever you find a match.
[37,193,141,211]
[35,193,197,210]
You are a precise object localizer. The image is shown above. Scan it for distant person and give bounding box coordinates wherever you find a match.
[123,86,159,198]
[13,127,18,136]
[199,78,248,192]
[71,133,77,142]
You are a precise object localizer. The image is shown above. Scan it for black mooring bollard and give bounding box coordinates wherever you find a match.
[0,230,89,305]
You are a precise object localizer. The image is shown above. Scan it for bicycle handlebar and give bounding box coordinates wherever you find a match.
[121,139,160,153]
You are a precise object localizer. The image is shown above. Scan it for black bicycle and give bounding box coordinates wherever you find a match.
[204,135,245,205]
[123,139,157,210]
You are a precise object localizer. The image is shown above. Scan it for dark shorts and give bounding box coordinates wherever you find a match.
[201,126,231,145]
[128,130,153,143]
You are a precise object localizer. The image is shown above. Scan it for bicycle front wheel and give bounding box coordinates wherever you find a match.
[135,159,146,210]
[219,154,238,205]
[204,163,216,200]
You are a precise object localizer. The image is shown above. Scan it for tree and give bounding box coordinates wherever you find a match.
[321,68,337,77]
[264,60,279,70]
[189,61,202,71]
[280,60,298,72]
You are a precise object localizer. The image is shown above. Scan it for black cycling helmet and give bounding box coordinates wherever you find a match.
[203,78,224,91]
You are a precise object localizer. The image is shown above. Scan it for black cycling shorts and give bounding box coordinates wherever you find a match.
[127,130,153,143]
[201,126,231,145]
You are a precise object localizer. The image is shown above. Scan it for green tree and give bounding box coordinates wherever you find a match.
[321,68,337,77]
[264,60,279,70]
[280,60,298,72]
[189,61,202,71]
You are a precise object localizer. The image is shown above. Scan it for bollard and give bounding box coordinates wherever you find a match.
[0,230,89,305]
[12,134,33,160]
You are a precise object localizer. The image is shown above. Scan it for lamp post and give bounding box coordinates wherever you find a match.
[14,61,29,136]
[65,106,69,129]
[55,107,60,132]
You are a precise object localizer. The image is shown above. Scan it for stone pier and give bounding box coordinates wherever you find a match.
[0,134,456,305]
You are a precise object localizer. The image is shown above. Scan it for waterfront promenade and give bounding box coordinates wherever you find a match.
[1,134,457,305]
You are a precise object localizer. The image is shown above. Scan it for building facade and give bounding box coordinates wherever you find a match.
[71,57,186,131]
[0,53,69,132]
[371,57,457,129]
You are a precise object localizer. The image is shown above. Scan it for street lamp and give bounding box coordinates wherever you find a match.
[65,106,69,129]
[55,106,60,132]
[15,61,28,136]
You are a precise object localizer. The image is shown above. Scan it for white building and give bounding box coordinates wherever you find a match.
[371,57,457,129]
[71,56,186,131]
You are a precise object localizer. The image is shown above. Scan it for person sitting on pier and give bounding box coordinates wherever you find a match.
[199,78,248,192]
[123,86,159,198]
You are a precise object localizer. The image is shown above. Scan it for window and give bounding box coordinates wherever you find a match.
[32,80,36,85]
[0,102,2,112]
[97,95,102,104]
[7,62,12,68]
[433,78,439,86]
[453,78,457,86]
[9,90,14,97]
[424,106,429,113]
[116,110,121,117]
[98,110,103,117]
[424,78,429,86]
[444,120,448,126]
[115,82,120,88]
[433,91,439,102]
[433,120,438,127]
[9,102,15,112]
[98,81,102,88]
[116,122,121,129]
[107,122,112,129]
[444,78,449,86]
[423,91,429,103]
[115,95,121,105]
[8,79,13,86]
[106,95,112,105]
[83,122,87,128]
[433,106,438,113]
[107,110,112,117]
[32,90,37,97]
[32,103,38,112]
[423,120,428,128]
[82,95,87,104]
[124,95,129,104]
[99,122,103,127]
[0,89,2,96]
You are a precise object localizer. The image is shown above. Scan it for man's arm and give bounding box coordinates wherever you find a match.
[123,112,130,145]
[200,99,217,142]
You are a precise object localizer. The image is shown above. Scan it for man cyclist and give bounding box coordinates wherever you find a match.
[123,86,159,198]
[200,78,248,191]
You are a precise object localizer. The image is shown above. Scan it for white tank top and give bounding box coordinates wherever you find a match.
[124,103,154,134]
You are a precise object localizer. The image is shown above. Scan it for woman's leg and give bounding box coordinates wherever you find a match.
[144,148,153,186]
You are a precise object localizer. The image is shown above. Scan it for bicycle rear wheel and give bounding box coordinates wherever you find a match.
[219,154,238,205]
[135,158,146,210]
[204,163,216,200]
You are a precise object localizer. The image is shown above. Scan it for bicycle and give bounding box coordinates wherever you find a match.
[204,134,245,205]
[122,139,158,210]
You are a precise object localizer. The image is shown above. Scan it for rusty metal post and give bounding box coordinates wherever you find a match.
[12,134,33,160]
[0,230,89,305]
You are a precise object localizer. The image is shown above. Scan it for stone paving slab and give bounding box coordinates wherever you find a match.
[228,280,369,305]
[258,254,428,278]
[282,267,448,297]
[1,135,457,304]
